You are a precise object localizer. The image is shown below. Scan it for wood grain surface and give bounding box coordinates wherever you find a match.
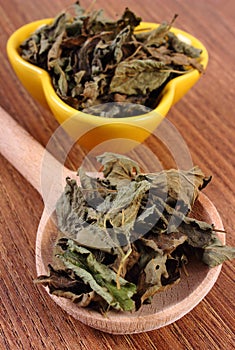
[0,1,234,349]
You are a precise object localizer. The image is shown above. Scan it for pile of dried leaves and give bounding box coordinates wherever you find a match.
[35,153,235,312]
[20,2,204,115]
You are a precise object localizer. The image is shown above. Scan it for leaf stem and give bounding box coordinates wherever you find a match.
[116,246,132,289]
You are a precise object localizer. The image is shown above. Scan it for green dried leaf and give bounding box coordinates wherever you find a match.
[168,32,202,58]
[96,152,141,187]
[144,166,211,212]
[144,15,177,47]
[202,236,235,267]
[110,59,170,95]
[99,180,151,228]
[47,32,64,69]
[56,177,87,232]
[179,217,215,248]
[57,239,136,311]
[135,14,177,47]
[39,33,51,55]
[74,225,118,253]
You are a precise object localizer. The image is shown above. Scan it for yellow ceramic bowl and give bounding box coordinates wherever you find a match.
[7,19,208,150]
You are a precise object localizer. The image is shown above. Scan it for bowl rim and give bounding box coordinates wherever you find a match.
[7,18,209,125]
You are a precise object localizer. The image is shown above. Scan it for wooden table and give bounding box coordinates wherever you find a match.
[0,1,234,349]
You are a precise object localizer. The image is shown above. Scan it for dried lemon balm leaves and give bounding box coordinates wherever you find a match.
[20,2,204,114]
[35,153,235,312]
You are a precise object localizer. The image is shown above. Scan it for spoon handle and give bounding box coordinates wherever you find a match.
[0,106,63,195]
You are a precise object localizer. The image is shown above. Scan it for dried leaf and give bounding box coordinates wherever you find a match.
[47,32,64,69]
[143,166,211,213]
[56,177,87,232]
[168,32,202,58]
[110,59,170,95]
[96,152,141,186]
[57,239,136,311]
[144,15,178,47]
[81,80,99,108]
[202,236,235,267]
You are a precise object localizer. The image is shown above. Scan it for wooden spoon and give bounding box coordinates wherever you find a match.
[0,106,225,334]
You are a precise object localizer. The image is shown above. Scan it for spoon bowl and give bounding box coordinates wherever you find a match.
[0,106,224,334]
